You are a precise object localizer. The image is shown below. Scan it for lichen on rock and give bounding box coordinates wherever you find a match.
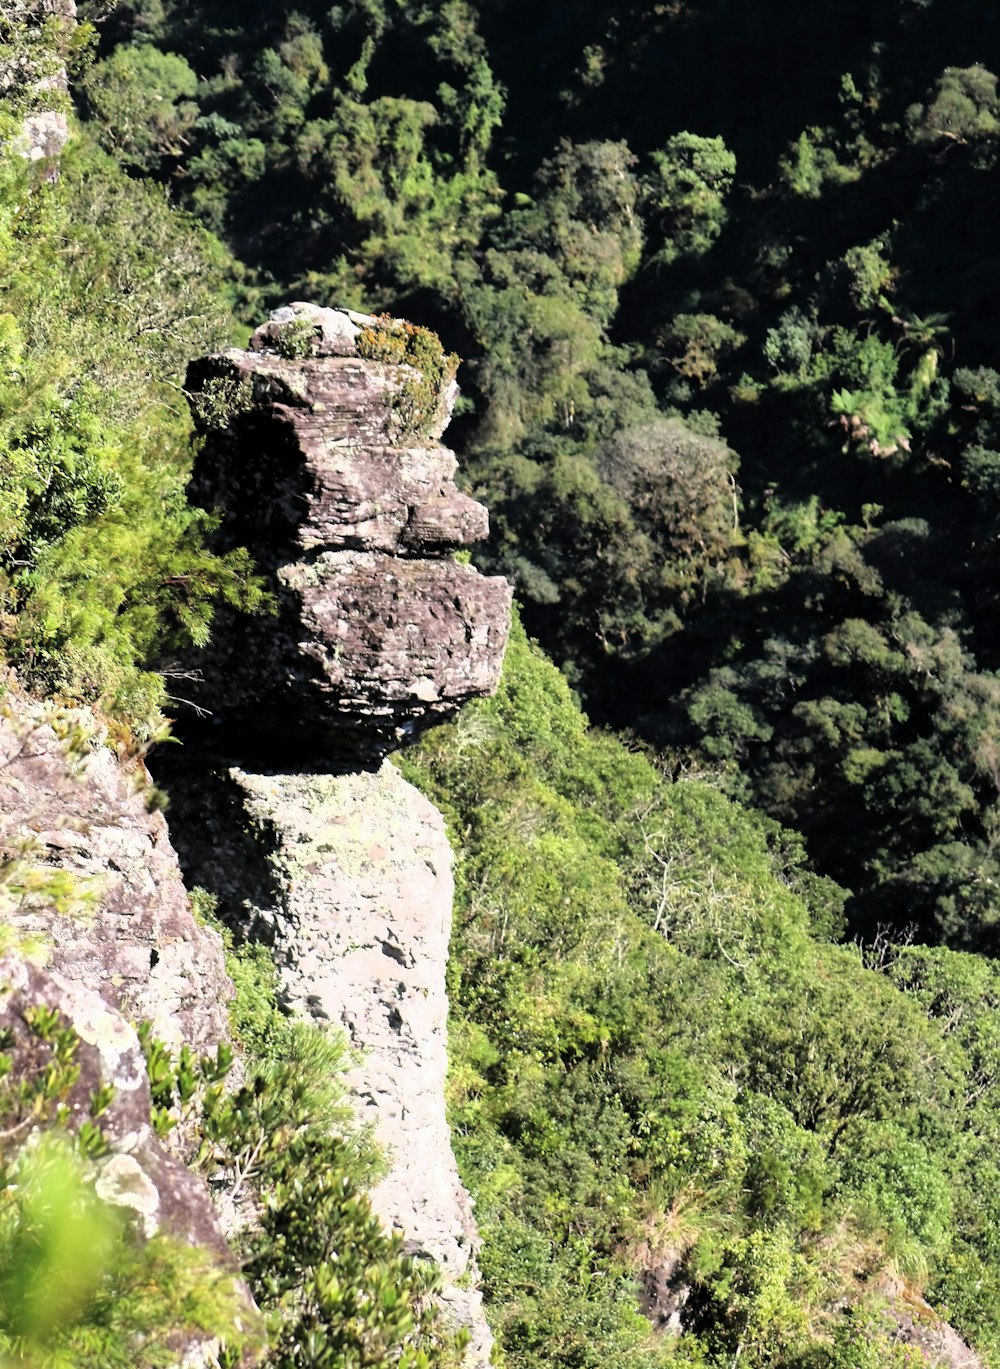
[155,305,511,1362]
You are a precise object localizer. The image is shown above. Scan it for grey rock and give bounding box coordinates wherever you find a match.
[0,694,231,1055]
[20,109,70,160]
[637,1244,692,1335]
[876,1272,985,1369]
[157,758,495,1367]
[159,307,509,1362]
[4,0,75,167]
[249,301,361,358]
[179,305,511,764]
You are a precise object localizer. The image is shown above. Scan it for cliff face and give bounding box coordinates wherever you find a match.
[0,696,259,1364]
[5,0,76,166]
[158,760,494,1365]
[0,695,231,1054]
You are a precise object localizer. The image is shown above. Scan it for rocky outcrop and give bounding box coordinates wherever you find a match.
[156,756,495,1368]
[150,304,509,1363]
[637,1245,692,1335]
[0,951,261,1364]
[180,302,512,764]
[877,1273,986,1369]
[4,0,76,166]
[0,692,231,1054]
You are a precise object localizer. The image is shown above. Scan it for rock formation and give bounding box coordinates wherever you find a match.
[0,684,254,1360]
[0,302,507,1363]
[0,691,231,1054]
[157,759,495,1367]
[181,302,512,764]
[877,1271,986,1369]
[153,304,512,1362]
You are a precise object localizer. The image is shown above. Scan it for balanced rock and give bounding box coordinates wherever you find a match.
[182,303,511,763]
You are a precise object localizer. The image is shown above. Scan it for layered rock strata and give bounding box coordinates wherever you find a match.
[182,302,511,764]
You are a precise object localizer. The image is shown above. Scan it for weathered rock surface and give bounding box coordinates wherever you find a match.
[0,951,261,1363]
[641,1248,984,1366]
[877,1272,986,1369]
[637,1244,692,1335]
[155,755,495,1368]
[0,694,231,1055]
[180,302,512,764]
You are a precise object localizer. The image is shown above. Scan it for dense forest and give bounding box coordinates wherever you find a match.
[6,0,1000,1364]
[75,0,1000,950]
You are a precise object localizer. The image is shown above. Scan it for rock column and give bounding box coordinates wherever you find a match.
[161,304,511,1363]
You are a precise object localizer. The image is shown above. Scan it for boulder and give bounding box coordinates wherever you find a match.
[180,304,511,764]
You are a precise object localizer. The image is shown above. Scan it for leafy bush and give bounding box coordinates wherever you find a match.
[0,129,263,740]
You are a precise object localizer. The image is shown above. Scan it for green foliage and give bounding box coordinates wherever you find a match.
[644,133,736,263]
[139,985,464,1369]
[0,130,263,739]
[474,416,738,673]
[0,963,254,1367]
[81,43,198,170]
[248,1159,463,1369]
[83,0,504,305]
[355,314,459,440]
[659,312,746,389]
[82,0,1000,974]
[777,127,860,198]
[907,64,1000,146]
[0,0,81,122]
[402,620,997,1365]
[24,0,1000,1363]
[0,1136,253,1369]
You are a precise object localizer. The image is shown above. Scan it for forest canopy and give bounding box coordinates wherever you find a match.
[72,0,1000,944]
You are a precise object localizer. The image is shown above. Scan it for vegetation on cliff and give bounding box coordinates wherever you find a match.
[0,28,263,742]
[405,620,1000,1367]
[6,0,1000,1364]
